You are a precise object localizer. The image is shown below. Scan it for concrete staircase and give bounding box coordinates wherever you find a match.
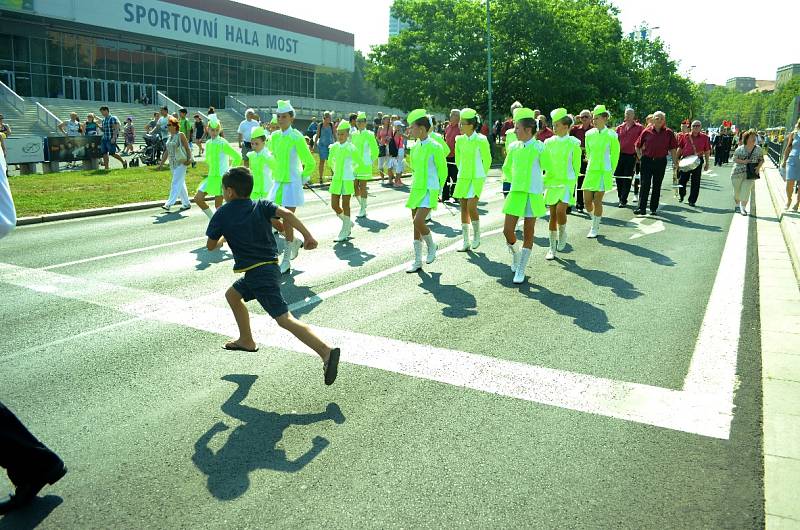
[35,98,162,138]
[0,100,51,137]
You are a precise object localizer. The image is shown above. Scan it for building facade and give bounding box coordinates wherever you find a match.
[776,64,800,88]
[725,77,757,93]
[0,0,354,108]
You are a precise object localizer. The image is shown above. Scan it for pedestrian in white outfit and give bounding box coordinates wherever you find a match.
[158,117,194,211]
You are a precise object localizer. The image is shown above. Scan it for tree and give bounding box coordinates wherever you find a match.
[316,50,383,105]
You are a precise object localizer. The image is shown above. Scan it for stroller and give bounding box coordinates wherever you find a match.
[127,133,164,167]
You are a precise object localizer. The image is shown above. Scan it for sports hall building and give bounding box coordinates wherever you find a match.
[0,0,354,108]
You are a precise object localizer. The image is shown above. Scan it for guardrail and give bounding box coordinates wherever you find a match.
[766,140,784,166]
[157,91,182,115]
[0,80,26,114]
[35,102,63,133]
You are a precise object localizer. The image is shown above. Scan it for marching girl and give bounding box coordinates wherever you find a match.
[195,115,242,220]
[501,108,546,284]
[541,108,582,259]
[453,108,491,252]
[404,109,447,273]
[247,126,274,201]
[329,121,359,241]
[268,100,317,273]
[351,111,379,218]
[583,105,620,239]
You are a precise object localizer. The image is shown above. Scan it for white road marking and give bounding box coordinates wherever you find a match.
[628,217,666,240]
[0,208,746,439]
[40,237,206,270]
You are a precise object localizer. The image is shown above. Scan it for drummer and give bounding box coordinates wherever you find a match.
[676,120,711,207]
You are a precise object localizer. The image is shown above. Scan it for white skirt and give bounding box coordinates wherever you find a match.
[418,191,432,208]
[268,180,305,207]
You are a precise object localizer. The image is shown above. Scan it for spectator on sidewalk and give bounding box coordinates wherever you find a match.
[731,129,763,216]
[84,113,100,136]
[123,116,135,154]
[145,112,159,135]
[306,116,318,145]
[99,106,127,170]
[193,114,206,156]
[58,112,84,136]
[237,109,259,166]
[780,117,800,212]
[157,106,170,138]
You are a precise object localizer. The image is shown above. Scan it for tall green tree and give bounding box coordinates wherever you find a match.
[316,50,383,105]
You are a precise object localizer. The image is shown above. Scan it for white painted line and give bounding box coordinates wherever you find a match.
[40,237,206,270]
[0,232,742,439]
[682,213,748,410]
[629,217,666,240]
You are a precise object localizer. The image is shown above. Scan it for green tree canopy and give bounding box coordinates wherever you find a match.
[316,50,383,105]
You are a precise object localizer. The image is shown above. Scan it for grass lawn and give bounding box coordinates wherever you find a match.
[10,153,408,217]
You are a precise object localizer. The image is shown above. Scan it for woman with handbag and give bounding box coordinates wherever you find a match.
[158,116,194,212]
[780,117,800,212]
[731,129,763,216]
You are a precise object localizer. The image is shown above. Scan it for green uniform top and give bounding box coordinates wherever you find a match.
[205,137,242,179]
[541,134,582,188]
[585,127,620,177]
[350,129,379,176]
[502,138,545,194]
[179,117,192,141]
[409,137,447,191]
[454,132,491,180]
[429,131,451,158]
[247,147,276,199]
[329,140,359,181]
[503,130,518,182]
[269,127,316,184]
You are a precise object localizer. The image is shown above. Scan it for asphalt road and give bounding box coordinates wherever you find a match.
[0,164,764,529]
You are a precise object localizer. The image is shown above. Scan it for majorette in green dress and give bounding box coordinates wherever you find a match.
[583,105,620,192]
[502,137,547,218]
[453,114,491,200]
[329,122,358,196]
[541,132,582,206]
[351,112,379,180]
[246,126,275,200]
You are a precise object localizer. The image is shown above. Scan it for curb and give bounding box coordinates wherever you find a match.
[762,159,800,281]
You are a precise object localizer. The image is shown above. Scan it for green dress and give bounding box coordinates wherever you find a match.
[405,137,447,210]
[247,147,276,200]
[583,127,620,192]
[201,137,242,195]
[453,132,491,199]
[328,140,358,195]
[268,127,316,206]
[351,129,379,180]
[540,135,582,206]
[502,139,547,218]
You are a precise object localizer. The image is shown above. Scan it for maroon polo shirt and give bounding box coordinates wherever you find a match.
[616,121,644,155]
[677,132,711,158]
[635,126,678,159]
[500,119,514,137]
[536,127,554,141]
[444,123,460,158]
[569,124,593,148]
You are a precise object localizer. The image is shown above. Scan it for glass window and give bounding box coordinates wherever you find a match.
[62,34,77,67]
[77,36,94,69]
[47,75,62,98]
[142,52,155,76]
[30,37,46,64]
[31,73,47,97]
[13,36,29,62]
[47,32,61,67]
[155,51,167,77]
[0,35,12,61]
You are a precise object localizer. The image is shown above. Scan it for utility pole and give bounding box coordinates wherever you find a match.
[486,0,492,141]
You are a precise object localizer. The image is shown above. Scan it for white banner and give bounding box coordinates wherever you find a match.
[4,136,45,164]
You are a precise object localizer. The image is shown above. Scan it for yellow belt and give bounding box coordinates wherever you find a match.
[234,260,278,273]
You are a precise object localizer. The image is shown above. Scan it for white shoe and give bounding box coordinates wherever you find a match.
[471,220,480,249]
[357,197,367,218]
[513,248,531,284]
[279,247,292,274]
[458,224,470,252]
[423,234,437,264]
[587,227,598,238]
[546,231,557,260]
[740,205,748,216]
[507,243,519,272]
[587,215,600,239]
[557,226,567,252]
[406,241,423,273]
[335,216,349,242]
[290,238,302,259]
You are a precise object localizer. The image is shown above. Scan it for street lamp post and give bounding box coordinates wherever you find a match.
[486,0,492,141]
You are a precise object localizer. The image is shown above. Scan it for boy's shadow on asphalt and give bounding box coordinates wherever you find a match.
[191,246,233,271]
[0,495,62,530]
[193,374,345,501]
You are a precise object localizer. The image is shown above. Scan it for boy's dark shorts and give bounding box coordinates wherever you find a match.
[232,263,289,318]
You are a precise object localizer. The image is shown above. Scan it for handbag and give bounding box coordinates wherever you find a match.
[745,146,759,179]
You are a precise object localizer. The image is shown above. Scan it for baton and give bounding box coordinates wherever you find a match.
[305,183,329,206]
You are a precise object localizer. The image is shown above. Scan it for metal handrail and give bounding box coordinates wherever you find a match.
[225,95,248,117]
[0,80,25,114]
[765,140,785,166]
[35,102,63,132]
[157,90,181,115]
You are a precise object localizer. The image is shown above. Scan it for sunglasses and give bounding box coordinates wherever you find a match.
[581,116,591,119]
[692,124,701,128]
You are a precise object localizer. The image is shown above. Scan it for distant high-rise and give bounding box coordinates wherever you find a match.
[776,64,800,87]
[389,2,410,36]
[726,77,757,93]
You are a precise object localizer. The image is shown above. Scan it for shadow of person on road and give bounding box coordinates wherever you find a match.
[333,240,376,267]
[559,259,642,300]
[416,271,477,318]
[0,494,63,530]
[190,246,233,271]
[465,252,612,333]
[595,235,676,266]
[151,212,188,224]
[192,374,345,501]
[655,211,723,232]
[280,273,322,318]
[354,217,389,233]
[427,219,460,238]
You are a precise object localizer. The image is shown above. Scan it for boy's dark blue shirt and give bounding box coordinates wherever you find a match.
[206,198,279,272]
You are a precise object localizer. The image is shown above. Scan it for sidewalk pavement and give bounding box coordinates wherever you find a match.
[755,160,800,529]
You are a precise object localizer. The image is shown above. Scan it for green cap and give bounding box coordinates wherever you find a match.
[208,115,221,129]
[250,126,267,140]
[357,111,367,121]
[270,116,277,124]
[337,120,351,132]
[592,104,610,117]
[460,108,477,120]
[407,108,427,123]
[550,108,568,123]
[513,107,535,121]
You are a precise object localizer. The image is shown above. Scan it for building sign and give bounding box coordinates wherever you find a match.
[0,0,354,71]
[4,136,45,164]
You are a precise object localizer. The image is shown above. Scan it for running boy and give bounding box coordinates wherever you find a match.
[206,166,340,385]
[351,111,379,218]
[329,120,359,241]
[541,108,582,259]
[195,116,242,221]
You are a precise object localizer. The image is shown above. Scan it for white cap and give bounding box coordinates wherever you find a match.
[276,99,295,114]
[245,108,254,116]
[393,120,403,126]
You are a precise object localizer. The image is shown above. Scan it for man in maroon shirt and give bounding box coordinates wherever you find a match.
[442,109,461,203]
[570,109,593,212]
[634,111,679,216]
[614,108,644,207]
[536,115,554,141]
[676,119,711,206]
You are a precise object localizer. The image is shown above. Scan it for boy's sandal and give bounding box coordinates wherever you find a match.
[223,341,259,353]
